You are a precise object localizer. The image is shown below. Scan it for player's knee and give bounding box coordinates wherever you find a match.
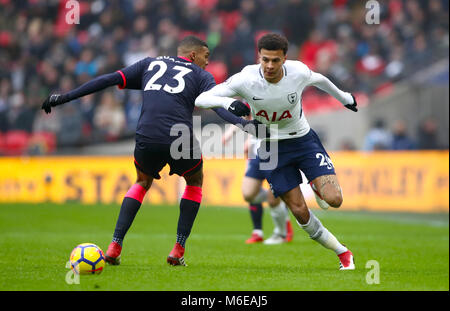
[268,197,281,207]
[184,170,203,188]
[290,202,306,213]
[242,191,256,203]
[135,175,152,190]
[136,179,152,191]
[324,191,343,208]
[241,184,259,202]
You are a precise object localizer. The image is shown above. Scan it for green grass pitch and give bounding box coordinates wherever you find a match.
[0,203,448,291]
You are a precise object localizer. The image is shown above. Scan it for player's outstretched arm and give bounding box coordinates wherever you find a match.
[196,90,249,117]
[196,93,250,117]
[308,71,357,112]
[42,71,123,114]
[195,73,250,117]
[212,107,249,126]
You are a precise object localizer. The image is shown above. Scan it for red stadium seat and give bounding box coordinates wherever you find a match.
[2,131,30,156]
[219,11,242,36]
[206,61,228,84]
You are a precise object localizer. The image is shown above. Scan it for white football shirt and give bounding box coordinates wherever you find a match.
[196,60,354,141]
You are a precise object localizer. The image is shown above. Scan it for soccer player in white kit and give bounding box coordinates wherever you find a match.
[195,33,357,270]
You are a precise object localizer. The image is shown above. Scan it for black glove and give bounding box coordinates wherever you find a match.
[344,94,358,112]
[41,94,66,114]
[228,100,250,117]
[243,119,270,139]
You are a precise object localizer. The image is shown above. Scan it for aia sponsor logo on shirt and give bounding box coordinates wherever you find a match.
[255,110,292,122]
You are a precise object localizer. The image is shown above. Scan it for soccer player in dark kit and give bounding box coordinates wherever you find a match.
[42,36,252,266]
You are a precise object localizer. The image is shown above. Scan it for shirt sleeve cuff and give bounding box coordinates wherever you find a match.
[116,70,126,89]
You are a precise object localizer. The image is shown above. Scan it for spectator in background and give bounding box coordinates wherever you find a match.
[75,49,98,77]
[282,0,313,47]
[299,29,337,72]
[40,61,60,91]
[417,117,441,150]
[407,32,432,69]
[385,45,405,81]
[363,119,393,151]
[57,102,83,147]
[6,92,36,133]
[391,119,416,150]
[0,113,7,133]
[33,105,61,136]
[339,139,356,151]
[79,94,96,140]
[0,78,11,132]
[93,91,126,142]
[124,91,142,134]
[56,76,83,147]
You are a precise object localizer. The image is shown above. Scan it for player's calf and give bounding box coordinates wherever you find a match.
[171,171,203,266]
[298,209,354,270]
[281,190,309,225]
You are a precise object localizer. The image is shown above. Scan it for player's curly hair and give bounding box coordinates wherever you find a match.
[257,33,289,55]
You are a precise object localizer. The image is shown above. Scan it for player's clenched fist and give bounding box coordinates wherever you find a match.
[228,100,250,117]
[41,94,66,114]
[344,94,358,112]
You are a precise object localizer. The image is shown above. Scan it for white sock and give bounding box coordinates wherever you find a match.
[251,189,268,204]
[298,210,347,255]
[270,201,288,236]
[252,229,263,237]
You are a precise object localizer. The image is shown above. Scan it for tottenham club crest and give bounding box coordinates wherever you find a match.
[287,92,298,104]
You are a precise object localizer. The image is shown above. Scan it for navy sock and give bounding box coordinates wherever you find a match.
[112,197,141,245]
[176,198,200,247]
[249,204,263,230]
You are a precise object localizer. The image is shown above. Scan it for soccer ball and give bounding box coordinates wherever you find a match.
[69,243,105,275]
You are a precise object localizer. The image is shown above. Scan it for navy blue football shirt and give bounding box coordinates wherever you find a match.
[117,56,216,144]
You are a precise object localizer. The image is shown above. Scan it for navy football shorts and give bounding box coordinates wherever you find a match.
[258,129,336,197]
[244,157,266,180]
[133,138,202,180]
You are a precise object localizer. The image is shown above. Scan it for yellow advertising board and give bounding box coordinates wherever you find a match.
[0,152,448,213]
[333,151,449,212]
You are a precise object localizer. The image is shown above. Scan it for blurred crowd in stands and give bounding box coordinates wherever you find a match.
[339,116,446,151]
[0,0,448,155]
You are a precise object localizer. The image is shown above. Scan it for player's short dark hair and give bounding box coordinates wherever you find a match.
[178,35,208,50]
[257,33,289,55]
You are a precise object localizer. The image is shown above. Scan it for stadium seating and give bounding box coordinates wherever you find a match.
[2,131,30,156]
[206,61,228,84]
